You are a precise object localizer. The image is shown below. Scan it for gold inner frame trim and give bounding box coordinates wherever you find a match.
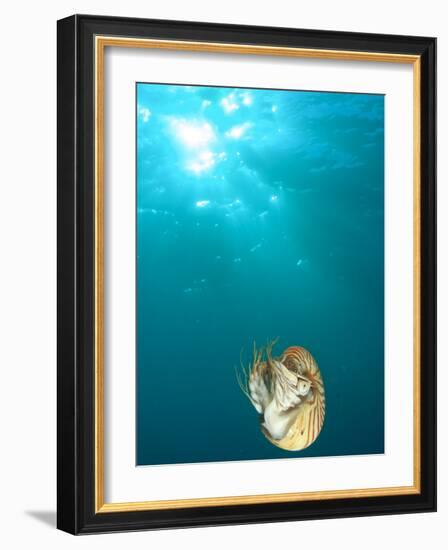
[94,35,421,513]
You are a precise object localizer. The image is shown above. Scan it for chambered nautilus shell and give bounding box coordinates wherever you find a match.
[237,339,325,451]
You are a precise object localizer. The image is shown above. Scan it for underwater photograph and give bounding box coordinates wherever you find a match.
[136,82,385,466]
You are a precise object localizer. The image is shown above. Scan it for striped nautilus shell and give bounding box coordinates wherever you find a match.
[237,339,325,451]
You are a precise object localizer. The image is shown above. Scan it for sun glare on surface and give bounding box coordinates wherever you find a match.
[171,119,215,148]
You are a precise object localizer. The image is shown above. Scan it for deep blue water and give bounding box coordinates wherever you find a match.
[136,83,384,466]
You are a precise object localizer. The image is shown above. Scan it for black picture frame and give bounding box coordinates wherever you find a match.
[57,14,436,534]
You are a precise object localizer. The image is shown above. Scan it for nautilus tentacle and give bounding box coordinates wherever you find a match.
[238,340,325,451]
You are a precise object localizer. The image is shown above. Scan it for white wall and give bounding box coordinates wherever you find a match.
[0,1,444,547]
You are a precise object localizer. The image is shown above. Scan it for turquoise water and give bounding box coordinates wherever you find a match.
[136,83,384,466]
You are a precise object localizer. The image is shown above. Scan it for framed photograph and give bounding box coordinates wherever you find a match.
[57,14,436,534]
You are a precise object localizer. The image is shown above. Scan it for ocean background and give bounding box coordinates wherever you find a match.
[136,83,384,466]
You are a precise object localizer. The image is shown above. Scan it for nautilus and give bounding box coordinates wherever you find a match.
[237,339,325,451]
